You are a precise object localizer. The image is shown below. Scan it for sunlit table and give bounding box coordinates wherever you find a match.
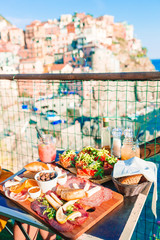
[0,165,152,240]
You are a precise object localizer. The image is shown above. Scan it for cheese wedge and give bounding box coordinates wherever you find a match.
[14,176,23,182]
[50,192,63,206]
[4,180,19,188]
[62,199,78,211]
[86,186,101,198]
[84,182,90,192]
[45,194,61,210]
[73,183,79,189]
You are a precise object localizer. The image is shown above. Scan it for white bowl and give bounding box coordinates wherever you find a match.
[35,170,58,193]
[57,173,67,185]
[28,186,41,199]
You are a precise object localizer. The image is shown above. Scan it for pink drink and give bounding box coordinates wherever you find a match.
[38,135,56,163]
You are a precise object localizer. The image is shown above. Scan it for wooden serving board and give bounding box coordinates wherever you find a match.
[57,161,112,184]
[0,171,123,240]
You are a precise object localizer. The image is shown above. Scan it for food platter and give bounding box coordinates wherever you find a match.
[57,147,118,185]
[57,162,112,184]
[0,162,123,240]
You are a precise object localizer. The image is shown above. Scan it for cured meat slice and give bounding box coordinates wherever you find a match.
[59,175,112,207]
[68,203,89,226]
[31,200,47,216]
[47,218,74,232]
[62,175,91,189]
[5,189,28,202]
[31,199,88,232]
[31,200,74,232]
[80,187,112,207]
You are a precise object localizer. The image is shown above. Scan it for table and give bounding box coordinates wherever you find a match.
[0,167,152,240]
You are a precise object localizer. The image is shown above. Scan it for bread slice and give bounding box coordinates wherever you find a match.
[23,170,36,179]
[60,189,86,201]
[24,162,49,172]
[119,174,143,185]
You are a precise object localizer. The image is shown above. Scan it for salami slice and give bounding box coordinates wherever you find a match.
[31,200,75,232]
[47,218,74,232]
[68,203,89,226]
[80,187,112,207]
[5,189,28,202]
[59,175,112,207]
[62,175,91,189]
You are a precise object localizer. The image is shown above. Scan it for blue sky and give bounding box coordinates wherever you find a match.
[1,0,160,59]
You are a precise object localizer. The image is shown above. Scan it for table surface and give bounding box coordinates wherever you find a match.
[0,164,152,240]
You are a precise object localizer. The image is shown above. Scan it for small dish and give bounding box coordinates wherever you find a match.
[28,186,41,199]
[35,170,58,193]
[57,173,67,185]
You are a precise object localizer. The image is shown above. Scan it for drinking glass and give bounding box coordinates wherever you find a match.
[38,134,56,163]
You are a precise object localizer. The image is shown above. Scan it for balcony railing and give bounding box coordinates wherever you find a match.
[0,71,160,239]
[0,72,160,169]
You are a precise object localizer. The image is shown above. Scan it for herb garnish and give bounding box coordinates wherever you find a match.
[38,197,49,207]
[43,207,56,220]
[65,205,74,216]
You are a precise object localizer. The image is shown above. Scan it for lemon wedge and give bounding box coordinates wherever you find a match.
[67,211,82,221]
[62,200,78,211]
[56,207,68,224]
[56,206,82,224]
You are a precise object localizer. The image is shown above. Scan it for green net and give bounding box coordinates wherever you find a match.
[0,77,159,239]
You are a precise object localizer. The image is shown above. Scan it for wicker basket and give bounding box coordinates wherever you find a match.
[112,176,149,197]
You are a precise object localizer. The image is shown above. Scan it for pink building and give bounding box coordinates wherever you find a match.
[96,15,114,25]
[82,15,95,28]
[8,27,24,46]
[76,13,86,20]
[19,58,43,74]
[113,23,126,39]
[44,23,59,35]
[25,20,41,40]
[25,38,45,58]
[0,28,9,42]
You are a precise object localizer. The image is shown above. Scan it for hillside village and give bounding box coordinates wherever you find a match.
[0,12,155,76]
[0,13,159,172]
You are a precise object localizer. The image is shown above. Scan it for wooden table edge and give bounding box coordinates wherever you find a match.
[119,182,152,240]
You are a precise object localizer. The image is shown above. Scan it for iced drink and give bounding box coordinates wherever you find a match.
[121,144,140,160]
[121,128,140,160]
[38,135,56,163]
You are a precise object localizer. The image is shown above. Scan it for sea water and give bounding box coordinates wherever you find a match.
[151,59,160,72]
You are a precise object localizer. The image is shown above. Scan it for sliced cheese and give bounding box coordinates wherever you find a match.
[73,183,79,189]
[62,199,78,211]
[86,186,101,198]
[67,211,82,221]
[4,180,19,188]
[47,164,53,171]
[14,176,23,182]
[83,182,90,192]
[50,192,63,206]
[45,194,61,210]
[55,166,62,177]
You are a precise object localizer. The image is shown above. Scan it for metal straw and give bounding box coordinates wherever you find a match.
[133,127,141,141]
[35,126,45,144]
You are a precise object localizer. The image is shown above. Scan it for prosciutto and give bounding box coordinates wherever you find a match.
[5,189,28,202]
[31,198,88,232]
[61,175,113,207]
